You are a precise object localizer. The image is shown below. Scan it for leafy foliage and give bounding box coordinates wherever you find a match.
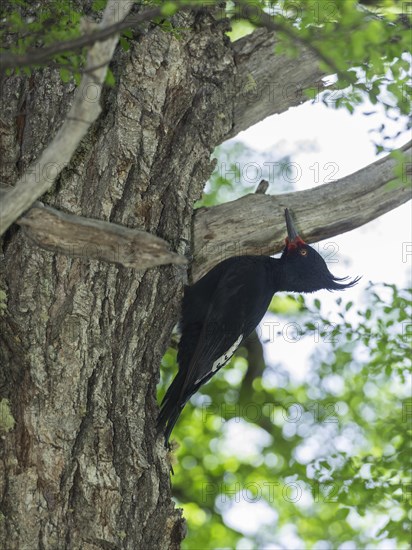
[196,142,292,208]
[159,284,412,549]
[2,0,410,132]
[229,0,411,148]
[1,0,84,78]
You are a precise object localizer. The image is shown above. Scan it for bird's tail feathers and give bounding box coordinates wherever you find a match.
[157,374,186,447]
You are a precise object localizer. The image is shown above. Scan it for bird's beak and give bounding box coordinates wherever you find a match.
[284,209,306,247]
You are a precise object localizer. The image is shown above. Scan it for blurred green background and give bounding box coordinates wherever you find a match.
[158,138,411,548]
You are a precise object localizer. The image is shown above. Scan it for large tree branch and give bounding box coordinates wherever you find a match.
[0,184,186,268]
[226,28,325,142]
[8,144,410,276]
[192,141,412,280]
[16,202,186,269]
[0,0,133,236]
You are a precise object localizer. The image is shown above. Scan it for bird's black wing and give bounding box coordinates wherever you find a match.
[158,259,271,444]
[181,261,274,394]
[179,272,249,396]
[177,258,241,378]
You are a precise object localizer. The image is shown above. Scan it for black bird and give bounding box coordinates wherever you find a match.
[158,209,359,446]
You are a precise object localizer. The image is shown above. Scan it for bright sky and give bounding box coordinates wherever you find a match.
[217,97,411,546]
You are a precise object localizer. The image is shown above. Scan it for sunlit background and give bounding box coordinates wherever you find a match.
[158,25,412,549]
[203,95,411,547]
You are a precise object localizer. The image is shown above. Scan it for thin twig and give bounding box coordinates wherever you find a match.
[0,7,160,70]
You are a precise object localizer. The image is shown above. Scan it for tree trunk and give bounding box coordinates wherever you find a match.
[0,11,234,549]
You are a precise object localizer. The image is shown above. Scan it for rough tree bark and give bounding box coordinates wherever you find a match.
[0,9,235,549]
[0,7,409,550]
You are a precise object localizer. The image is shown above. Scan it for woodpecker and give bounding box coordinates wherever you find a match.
[158,209,359,446]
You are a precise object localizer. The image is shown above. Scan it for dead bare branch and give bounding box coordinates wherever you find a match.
[16,202,186,269]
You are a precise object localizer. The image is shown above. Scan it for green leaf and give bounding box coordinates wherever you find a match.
[73,72,81,86]
[59,67,71,83]
[92,0,107,11]
[335,507,350,520]
[119,37,130,52]
[105,68,115,87]
[161,2,178,17]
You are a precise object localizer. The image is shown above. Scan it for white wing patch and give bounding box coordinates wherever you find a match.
[212,333,243,373]
[194,334,244,385]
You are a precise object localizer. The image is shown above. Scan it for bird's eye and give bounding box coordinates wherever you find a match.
[299,249,308,256]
